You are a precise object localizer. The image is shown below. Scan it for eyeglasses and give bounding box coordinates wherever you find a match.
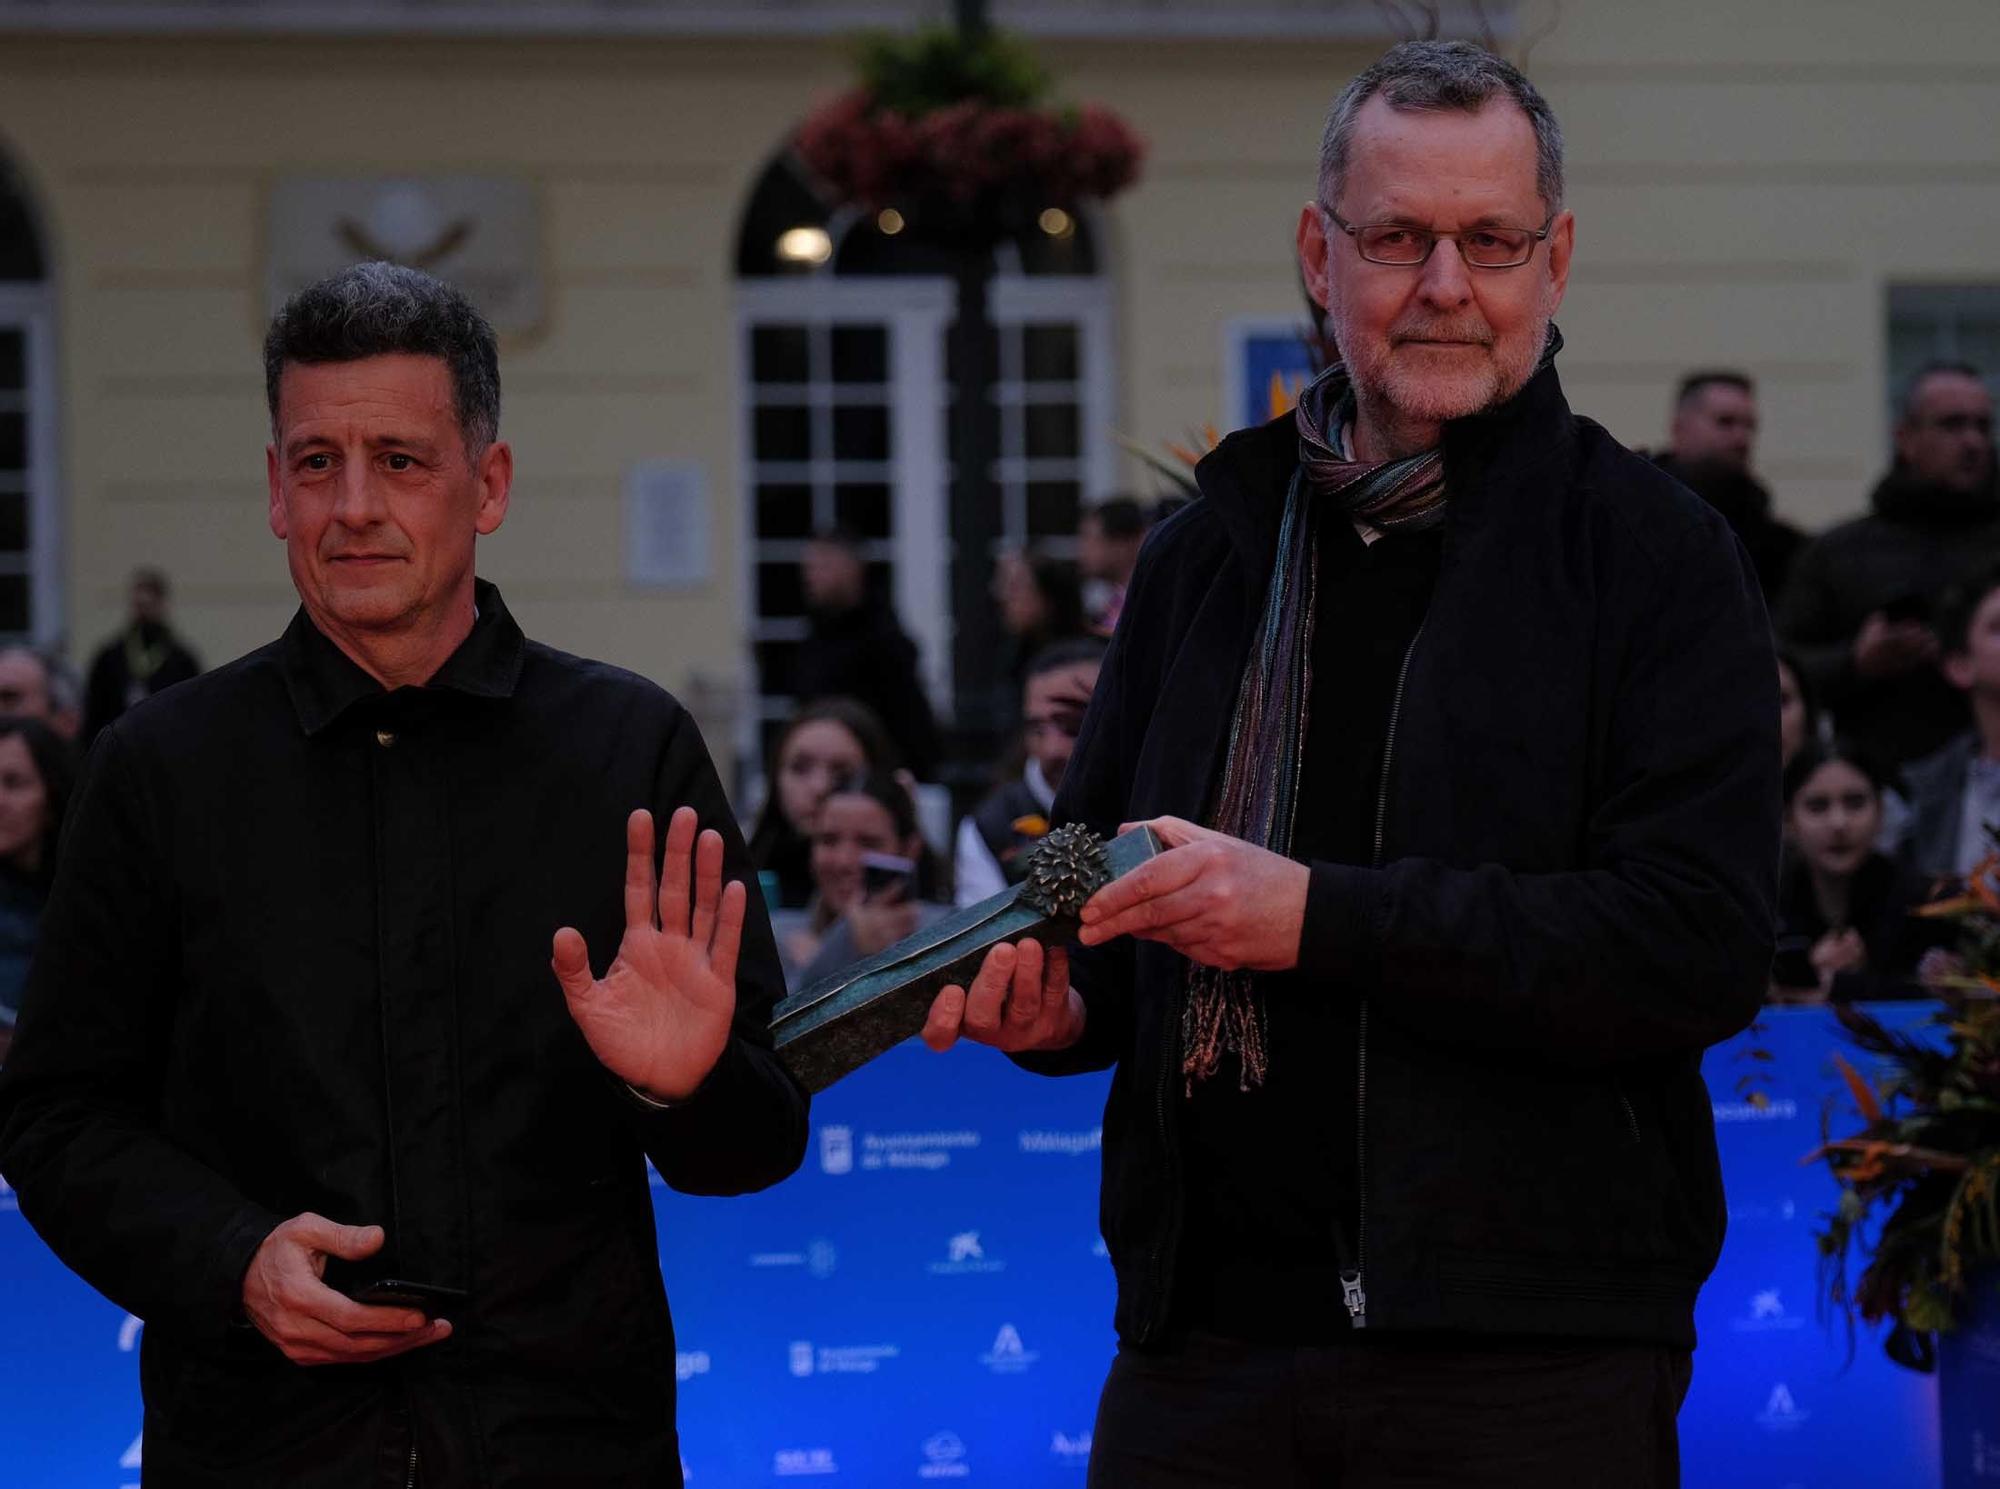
[1320,204,1554,269]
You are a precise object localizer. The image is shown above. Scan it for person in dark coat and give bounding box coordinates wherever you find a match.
[791,527,942,778]
[1773,740,1945,1002]
[1649,371,1805,601]
[0,263,807,1489]
[1777,361,1999,769]
[921,41,1776,1488]
[953,637,1105,906]
[80,566,202,746]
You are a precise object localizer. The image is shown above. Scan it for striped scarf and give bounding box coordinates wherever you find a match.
[1177,350,1461,1091]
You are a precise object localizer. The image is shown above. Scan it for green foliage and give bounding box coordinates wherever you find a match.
[854,27,1050,115]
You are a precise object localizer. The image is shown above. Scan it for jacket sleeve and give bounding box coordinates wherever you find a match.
[0,729,284,1340]
[1298,519,1781,1070]
[629,706,810,1194]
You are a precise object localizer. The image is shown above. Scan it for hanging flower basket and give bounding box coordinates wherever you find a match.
[793,28,1145,247]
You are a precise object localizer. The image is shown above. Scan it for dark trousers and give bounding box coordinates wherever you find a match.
[1087,1332,1693,1489]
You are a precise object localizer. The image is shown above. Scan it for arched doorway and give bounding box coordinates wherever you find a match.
[0,149,55,647]
[733,149,1116,778]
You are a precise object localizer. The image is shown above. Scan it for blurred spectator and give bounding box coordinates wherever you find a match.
[795,770,950,987]
[1897,560,2000,878]
[1650,373,1801,600]
[1662,369,1759,472]
[0,646,55,725]
[0,716,74,1064]
[955,638,1106,907]
[82,567,201,746]
[746,697,898,913]
[992,548,1090,691]
[1772,740,1942,1003]
[1777,361,1999,768]
[1079,497,1149,633]
[1777,649,1819,768]
[792,527,941,778]
[1666,459,1803,603]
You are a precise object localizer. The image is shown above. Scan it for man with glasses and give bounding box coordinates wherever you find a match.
[922,39,1776,1487]
[1780,361,1999,769]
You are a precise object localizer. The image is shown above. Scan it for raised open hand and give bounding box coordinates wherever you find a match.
[552,807,744,1103]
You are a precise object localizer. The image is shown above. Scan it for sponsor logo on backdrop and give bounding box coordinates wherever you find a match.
[676,1350,712,1382]
[788,1339,902,1376]
[774,1447,839,1476]
[860,1130,981,1172]
[1712,1099,1799,1123]
[751,1239,839,1278]
[820,1125,855,1175]
[120,1314,143,1352]
[1051,1430,1092,1465]
[1019,1127,1102,1157]
[1730,1290,1806,1335]
[981,1323,1040,1373]
[928,1231,1006,1277]
[919,1431,971,1480]
[1091,1238,1110,1260]
[1756,1383,1810,1431]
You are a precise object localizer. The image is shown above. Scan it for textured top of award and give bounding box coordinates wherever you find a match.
[771,823,1162,1093]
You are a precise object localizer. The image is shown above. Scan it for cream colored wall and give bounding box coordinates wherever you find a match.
[5,8,1997,768]
[0,35,853,781]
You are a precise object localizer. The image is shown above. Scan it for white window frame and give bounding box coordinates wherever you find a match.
[733,272,1114,783]
[0,284,61,646]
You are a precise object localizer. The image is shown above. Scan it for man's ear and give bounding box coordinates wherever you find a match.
[1296,202,1333,313]
[267,445,288,540]
[1544,209,1575,314]
[1943,650,1975,692]
[474,440,513,536]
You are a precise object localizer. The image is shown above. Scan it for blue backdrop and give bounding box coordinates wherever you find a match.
[0,1005,1975,1485]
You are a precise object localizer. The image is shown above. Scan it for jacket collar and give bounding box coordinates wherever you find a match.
[280,577,527,736]
[1194,332,1576,568]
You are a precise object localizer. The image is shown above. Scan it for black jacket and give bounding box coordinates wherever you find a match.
[0,584,808,1488]
[1776,468,2000,767]
[792,595,943,778]
[1023,363,1780,1351]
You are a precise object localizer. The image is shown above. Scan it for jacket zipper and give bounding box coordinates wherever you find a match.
[1618,1089,1641,1145]
[405,1443,418,1489]
[1344,622,1425,1331]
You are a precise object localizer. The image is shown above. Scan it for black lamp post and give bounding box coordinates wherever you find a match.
[942,0,1007,776]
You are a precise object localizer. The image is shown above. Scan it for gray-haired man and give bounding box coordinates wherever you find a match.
[923,40,1776,1488]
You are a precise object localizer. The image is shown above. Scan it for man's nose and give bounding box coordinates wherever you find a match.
[330,465,388,526]
[1416,239,1474,307]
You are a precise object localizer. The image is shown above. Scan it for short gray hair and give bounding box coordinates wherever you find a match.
[1319,40,1564,216]
[263,261,501,452]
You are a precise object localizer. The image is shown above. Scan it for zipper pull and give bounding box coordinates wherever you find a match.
[1340,1269,1368,1330]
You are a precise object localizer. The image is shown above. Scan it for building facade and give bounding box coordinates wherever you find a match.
[0,0,1995,782]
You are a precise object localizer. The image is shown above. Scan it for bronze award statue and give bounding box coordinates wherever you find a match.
[772,824,1162,1091]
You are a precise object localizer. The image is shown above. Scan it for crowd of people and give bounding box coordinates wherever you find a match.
[0,567,199,1061]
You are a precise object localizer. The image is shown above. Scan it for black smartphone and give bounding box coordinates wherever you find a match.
[1770,936,1816,992]
[860,850,916,900]
[350,1278,468,1317]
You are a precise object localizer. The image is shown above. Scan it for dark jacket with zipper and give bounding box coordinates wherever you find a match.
[1021,360,1780,1351]
[0,583,809,1488]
